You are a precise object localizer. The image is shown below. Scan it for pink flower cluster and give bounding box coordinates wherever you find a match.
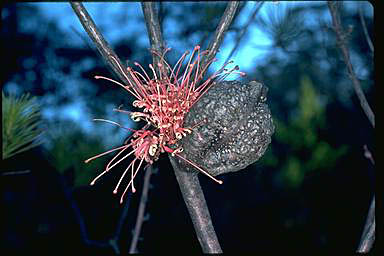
[85,46,244,202]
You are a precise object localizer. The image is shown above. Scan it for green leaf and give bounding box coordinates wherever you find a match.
[2,91,44,160]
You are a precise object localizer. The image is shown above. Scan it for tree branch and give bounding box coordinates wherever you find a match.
[70,2,134,86]
[61,177,119,252]
[169,156,222,253]
[1,169,31,176]
[327,2,375,128]
[327,3,375,252]
[141,2,223,253]
[358,4,374,54]
[363,144,375,165]
[72,2,239,253]
[200,1,240,76]
[357,196,375,253]
[225,2,264,64]
[357,145,375,253]
[129,166,154,253]
[141,2,167,76]
[107,188,135,255]
[58,167,135,255]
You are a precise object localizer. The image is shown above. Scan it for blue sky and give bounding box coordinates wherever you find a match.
[6,2,373,147]
[35,1,372,74]
[35,2,277,146]
[36,2,274,69]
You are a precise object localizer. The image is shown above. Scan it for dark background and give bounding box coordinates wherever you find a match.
[1,2,375,254]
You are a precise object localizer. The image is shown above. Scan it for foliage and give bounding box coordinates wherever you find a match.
[257,3,304,50]
[2,91,44,160]
[261,75,348,188]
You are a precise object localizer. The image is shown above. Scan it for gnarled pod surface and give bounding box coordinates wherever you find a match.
[178,80,274,176]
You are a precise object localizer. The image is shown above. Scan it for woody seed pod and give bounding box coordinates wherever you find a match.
[178,80,274,176]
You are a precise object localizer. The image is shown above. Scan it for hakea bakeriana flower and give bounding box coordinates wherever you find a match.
[85,45,245,203]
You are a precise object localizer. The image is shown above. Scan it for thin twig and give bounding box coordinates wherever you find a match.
[70,25,95,52]
[129,166,154,253]
[200,1,240,77]
[141,2,167,76]
[358,4,374,53]
[61,177,110,249]
[327,2,375,128]
[114,193,132,240]
[363,144,375,165]
[328,2,375,252]
[107,189,134,255]
[59,171,133,254]
[70,2,134,86]
[1,169,31,176]
[231,1,247,27]
[70,24,113,69]
[169,156,222,253]
[357,145,375,253]
[357,196,375,253]
[225,2,264,64]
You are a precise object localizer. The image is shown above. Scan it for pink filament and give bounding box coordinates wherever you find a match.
[87,46,247,199]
